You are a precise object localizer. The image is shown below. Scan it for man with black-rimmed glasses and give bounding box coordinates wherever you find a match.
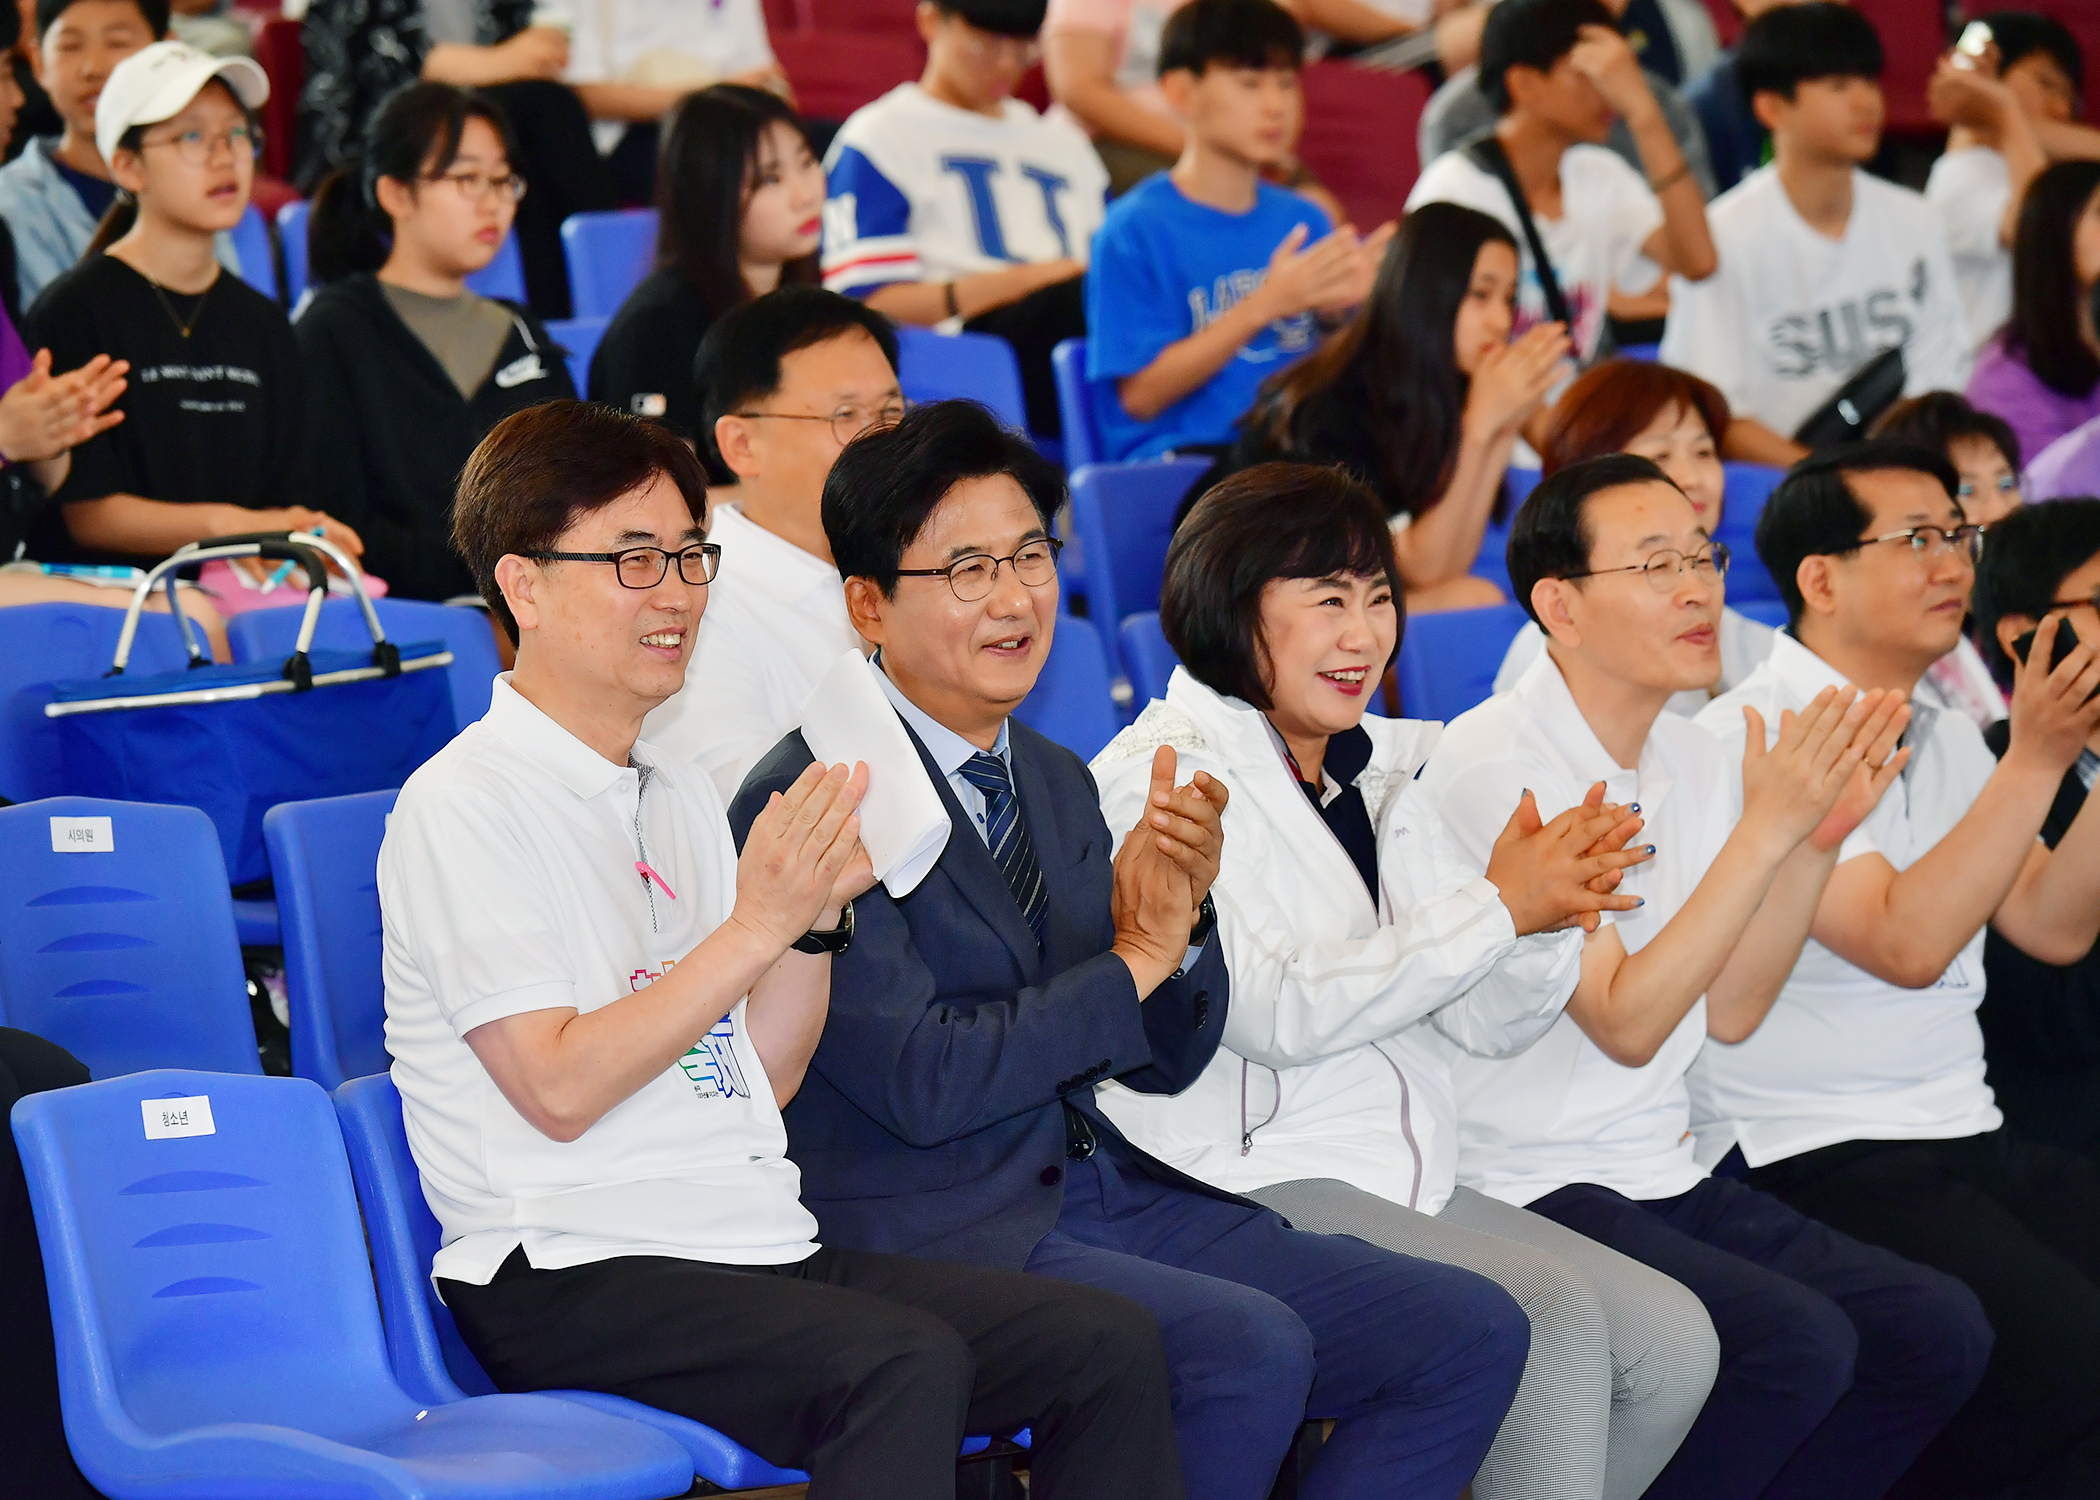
[1697,442,2100,1498]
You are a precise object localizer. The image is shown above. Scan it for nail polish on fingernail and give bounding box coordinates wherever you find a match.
[1646,844,1656,854]
[1630,802,1641,813]
[1635,897,1646,906]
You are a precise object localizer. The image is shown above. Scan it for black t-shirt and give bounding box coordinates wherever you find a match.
[588,267,721,444]
[24,254,305,565]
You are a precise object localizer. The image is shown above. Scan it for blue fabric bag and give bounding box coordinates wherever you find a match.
[36,536,456,885]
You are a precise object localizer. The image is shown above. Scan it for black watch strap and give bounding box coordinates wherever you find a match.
[1189,892,1217,949]
[792,900,854,955]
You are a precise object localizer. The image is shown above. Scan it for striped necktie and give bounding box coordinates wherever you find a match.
[958,750,1047,937]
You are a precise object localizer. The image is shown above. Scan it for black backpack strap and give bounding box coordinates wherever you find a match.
[1466,134,1573,331]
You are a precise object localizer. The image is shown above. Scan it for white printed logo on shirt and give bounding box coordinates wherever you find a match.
[1188,271,1315,362]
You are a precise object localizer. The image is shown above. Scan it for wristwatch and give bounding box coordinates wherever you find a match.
[1189,893,1217,949]
[792,901,855,955]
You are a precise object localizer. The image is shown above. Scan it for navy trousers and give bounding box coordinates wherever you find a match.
[1024,1147,1530,1500]
[1532,1172,1991,1500]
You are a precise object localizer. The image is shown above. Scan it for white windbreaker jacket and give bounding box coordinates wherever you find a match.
[1089,669,1584,1215]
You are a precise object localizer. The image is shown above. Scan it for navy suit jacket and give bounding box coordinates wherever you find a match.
[728,714,1234,1270]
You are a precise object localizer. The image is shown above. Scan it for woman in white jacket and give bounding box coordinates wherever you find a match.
[1092,463,1720,1500]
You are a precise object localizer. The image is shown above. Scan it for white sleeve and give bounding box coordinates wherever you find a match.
[1406,153,1513,228]
[1925,153,2010,264]
[1597,153,1666,295]
[1904,212,1975,395]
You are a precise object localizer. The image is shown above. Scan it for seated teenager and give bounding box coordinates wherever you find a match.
[1086,0,1388,462]
[590,85,820,446]
[23,42,363,576]
[298,82,572,605]
[1422,454,1990,1500]
[730,398,1535,1500]
[1092,460,1721,1500]
[1694,443,2100,1497]
[1226,202,1566,614]
[1408,0,1716,373]
[387,399,1184,1499]
[1496,359,1777,711]
[1971,498,2100,1164]
[1659,5,1970,467]
[643,288,900,801]
[823,0,1106,438]
[1966,158,2100,464]
[1926,11,2100,358]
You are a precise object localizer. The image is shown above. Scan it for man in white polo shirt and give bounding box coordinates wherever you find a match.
[381,399,1184,1498]
[1419,453,1988,1500]
[644,288,902,803]
[1697,441,2100,1498]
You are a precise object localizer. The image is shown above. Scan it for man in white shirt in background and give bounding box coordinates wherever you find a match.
[1659,4,1969,469]
[1420,452,1987,1500]
[1697,441,2100,1498]
[383,399,1184,1498]
[1925,11,2100,357]
[1407,0,1715,372]
[643,288,900,803]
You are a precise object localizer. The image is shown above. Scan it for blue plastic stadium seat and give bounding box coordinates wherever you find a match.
[229,203,277,301]
[558,208,657,319]
[545,315,609,394]
[12,1069,693,1500]
[278,201,526,307]
[1619,342,1662,362]
[276,199,311,304]
[1396,603,1533,723]
[0,602,191,802]
[1067,458,1213,676]
[1051,338,1103,472]
[1118,613,1180,707]
[895,327,1030,434]
[0,797,260,1077]
[1013,614,1123,760]
[225,597,503,732]
[264,791,397,1091]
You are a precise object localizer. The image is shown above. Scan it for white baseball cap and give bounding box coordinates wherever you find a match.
[95,41,269,166]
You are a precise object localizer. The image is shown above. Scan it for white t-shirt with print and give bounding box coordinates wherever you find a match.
[553,0,776,151]
[1660,165,1972,438]
[1407,144,1665,365]
[382,676,819,1287]
[1924,146,2013,357]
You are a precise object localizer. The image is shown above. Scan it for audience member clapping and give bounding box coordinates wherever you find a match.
[1409,0,1715,371]
[1496,359,1777,711]
[589,85,820,445]
[297,82,573,605]
[1226,202,1564,612]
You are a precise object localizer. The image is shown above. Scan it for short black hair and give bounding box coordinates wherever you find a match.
[1157,0,1303,78]
[36,0,167,40]
[1164,463,1403,711]
[1736,1,1884,105]
[1754,442,1960,629]
[1507,454,1679,626]
[1983,10,2083,100]
[824,399,1065,594]
[935,0,1047,38]
[1479,0,1614,114]
[695,286,900,474]
[1974,498,2100,684]
[1867,391,2022,474]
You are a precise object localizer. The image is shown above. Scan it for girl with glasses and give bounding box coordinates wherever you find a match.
[298,82,575,605]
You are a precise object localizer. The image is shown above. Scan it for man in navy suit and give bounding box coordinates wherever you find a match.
[729,400,1531,1500]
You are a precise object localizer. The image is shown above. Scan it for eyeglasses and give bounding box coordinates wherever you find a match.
[1957,474,2019,502]
[1563,542,1731,593]
[895,537,1062,602]
[425,169,528,204]
[1845,524,1986,563]
[141,122,260,166]
[520,543,721,589]
[733,398,910,447]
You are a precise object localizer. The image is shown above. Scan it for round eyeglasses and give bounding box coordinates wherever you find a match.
[520,543,721,589]
[1562,542,1731,593]
[141,122,260,166]
[895,538,1063,602]
[732,398,911,448]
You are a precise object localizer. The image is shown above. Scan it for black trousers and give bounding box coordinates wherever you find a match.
[965,274,1086,439]
[441,1243,1183,1500]
[1748,1129,2100,1499]
[479,80,620,320]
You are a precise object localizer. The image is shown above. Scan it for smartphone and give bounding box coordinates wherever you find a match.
[1953,20,1993,69]
[2013,618,2100,701]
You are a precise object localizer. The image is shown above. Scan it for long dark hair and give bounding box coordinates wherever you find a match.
[304,81,520,288]
[654,84,821,321]
[1239,202,1518,521]
[2005,159,2100,398]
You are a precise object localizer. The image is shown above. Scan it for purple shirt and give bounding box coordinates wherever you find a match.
[1966,336,2100,468]
[0,306,31,392]
[2029,413,2100,502]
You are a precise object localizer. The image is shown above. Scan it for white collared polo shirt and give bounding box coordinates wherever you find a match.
[382,675,819,1287]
